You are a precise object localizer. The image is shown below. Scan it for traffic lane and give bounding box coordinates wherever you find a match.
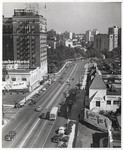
[41,63,82,148]
[22,82,69,148]
[2,106,41,147]
[43,116,67,148]
[22,63,79,148]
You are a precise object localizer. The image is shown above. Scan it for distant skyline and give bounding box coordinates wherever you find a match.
[3,2,121,34]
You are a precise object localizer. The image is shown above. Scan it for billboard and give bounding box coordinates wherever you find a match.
[84,108,112,132]
[12,81,28,90]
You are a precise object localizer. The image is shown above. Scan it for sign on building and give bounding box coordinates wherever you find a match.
[84,108,112,132]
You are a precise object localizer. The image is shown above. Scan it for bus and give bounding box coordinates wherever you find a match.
[49,107,58,120]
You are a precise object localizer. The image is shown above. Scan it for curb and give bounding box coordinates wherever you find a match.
[3,104,14,107]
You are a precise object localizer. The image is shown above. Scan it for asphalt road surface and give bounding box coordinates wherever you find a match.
[2,60,87,148]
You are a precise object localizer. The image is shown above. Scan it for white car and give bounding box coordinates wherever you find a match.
[58,126,65,134]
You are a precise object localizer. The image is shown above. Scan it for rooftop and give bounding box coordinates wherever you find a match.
[90,74,106,90]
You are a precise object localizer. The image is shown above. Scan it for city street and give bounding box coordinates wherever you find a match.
[2,60,87,148]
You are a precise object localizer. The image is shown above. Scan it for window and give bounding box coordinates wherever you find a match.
[22,78,26,81]
[107,100,111,105]
[96,101,100,107]
[12,78,16,81]
[113,101,118,105]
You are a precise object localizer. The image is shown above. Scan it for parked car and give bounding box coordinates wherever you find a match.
[51,134,63,143]
[14,102,24,108]
[65,128,72,135]
[41,87,47,91]
[59,100,65,105]
[62,136,69,142]
[4,135,14,141]
[58,142,68,148]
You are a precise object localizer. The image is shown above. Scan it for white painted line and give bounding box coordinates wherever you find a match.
[4,107,12,113]
[9,109,22,121]
[41,120,56,148]
[8,118,32,148]
[19,119,40,148]
[2,119,24,144]
[14,119,24,130]
[31,121,47,148]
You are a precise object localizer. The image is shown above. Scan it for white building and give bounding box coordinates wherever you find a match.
[108,26,119,51]
[89,74,121,112]
[69,32,73,39]
[5,67,42,92]
[65,39,74,48]
[86,29,99,43]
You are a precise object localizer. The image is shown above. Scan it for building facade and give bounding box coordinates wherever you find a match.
[93,34,109,51]
[13,9,47,71]
[108,26,119,51]
[7,67,40,92]
[86,29,99,43]
[3,16,14,61]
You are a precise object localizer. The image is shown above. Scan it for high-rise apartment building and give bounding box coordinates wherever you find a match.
[93,34,109,52]
[86,29,99,43]
[13,9,47,70]
[108,26,119,51]
[3,16,14,61]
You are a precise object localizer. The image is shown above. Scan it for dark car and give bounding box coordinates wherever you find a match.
[9,131,17,137]
[40,112,47,119]
[4,135,14,141]
[59,100,65,105]
[51,134,63,143]
[62,136,69,142]
[58,142,68,148]
[65,128,72,135]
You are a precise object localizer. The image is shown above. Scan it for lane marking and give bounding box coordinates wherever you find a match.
[2,119,24,145]
[19,119,40,148]
[8,118,32,148]
[31,121,47,148]
[41,120,56,148]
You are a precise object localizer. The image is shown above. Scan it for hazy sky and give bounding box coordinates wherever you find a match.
[3,2,121,34]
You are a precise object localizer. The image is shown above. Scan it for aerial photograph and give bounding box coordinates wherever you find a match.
[2,1,121,148]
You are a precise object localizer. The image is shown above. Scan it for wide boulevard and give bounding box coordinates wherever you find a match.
[2,60,87,148]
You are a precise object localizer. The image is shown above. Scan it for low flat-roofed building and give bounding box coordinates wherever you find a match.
[7,67,41,92]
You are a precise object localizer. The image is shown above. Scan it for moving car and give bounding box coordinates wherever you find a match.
[4,135,14,141]
[9,131,17,137]
[35,105,43,112]
[40,109,47,119]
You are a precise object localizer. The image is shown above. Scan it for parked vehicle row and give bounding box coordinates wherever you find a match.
[51,120,74,147]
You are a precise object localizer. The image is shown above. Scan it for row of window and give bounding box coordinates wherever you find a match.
[96,100,119,107]
[12,77,26,81]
